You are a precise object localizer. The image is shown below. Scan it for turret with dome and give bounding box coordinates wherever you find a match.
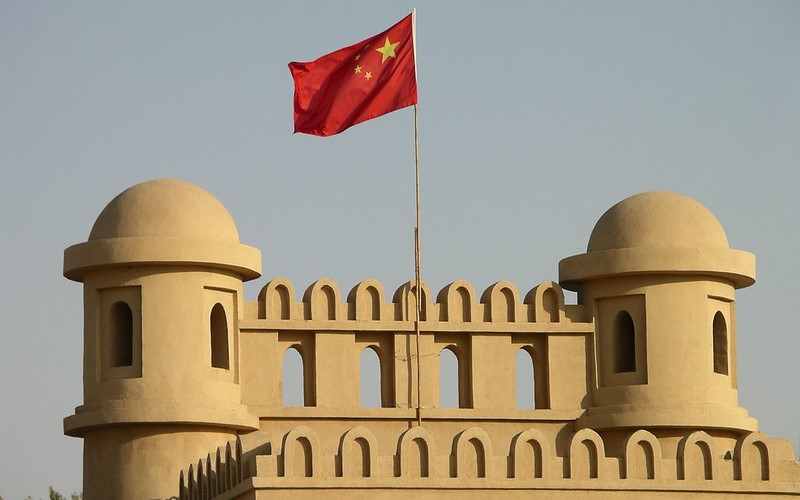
[560,191,756,432]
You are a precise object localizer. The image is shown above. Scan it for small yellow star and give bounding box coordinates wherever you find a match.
[375,37,399,63]
[354,54,361,61]
[364,71,372,80]
[354,65,362,74]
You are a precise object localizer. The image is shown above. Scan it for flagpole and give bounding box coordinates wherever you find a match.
[414,103,422,428]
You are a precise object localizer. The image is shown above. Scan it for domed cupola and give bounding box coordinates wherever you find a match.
[559,191,757,432]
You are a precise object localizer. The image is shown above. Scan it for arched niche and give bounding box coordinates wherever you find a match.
[437,280,477,322]
[480,280,519,322]
[359,346,383,407]
[623,430,661,480]
[678,431,716,480]
[303,278,341,320]
[186,464,195,500]
[568,428,606,479]
[453,427,493,478]
[196,459,206,500]
[734,432,772,481]
[225,441,235,489]
[713,310,729,375]
[524,281,565,323]
[339,426,379,478]
[179,469,188,500]
[258,278,296,320]
[393,279,433,321]
[438,344,472,409]
[210,303,229,369]
[397,426,435,478]
[348,279,386,321]
[215,448,225,493]
[510,428,552,478]
[281,426,320,478]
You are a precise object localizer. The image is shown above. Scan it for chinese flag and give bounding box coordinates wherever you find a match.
[289,12,418,137]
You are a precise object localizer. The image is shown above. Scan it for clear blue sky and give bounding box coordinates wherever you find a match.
[1,1,798,497]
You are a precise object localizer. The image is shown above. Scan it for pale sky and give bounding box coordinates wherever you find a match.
[1,1,799,497]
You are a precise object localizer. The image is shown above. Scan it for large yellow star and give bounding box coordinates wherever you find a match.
[375,37,399,63]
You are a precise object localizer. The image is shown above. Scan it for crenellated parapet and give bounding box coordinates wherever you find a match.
[252,277,584,325]
[177,427,800,499]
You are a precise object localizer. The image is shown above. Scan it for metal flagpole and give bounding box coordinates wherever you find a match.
[411,9,423,428]
[413,103,422,427]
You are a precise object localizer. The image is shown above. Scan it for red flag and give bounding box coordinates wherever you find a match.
[289,12,418,137]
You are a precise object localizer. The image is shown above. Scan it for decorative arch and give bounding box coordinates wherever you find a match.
[282,344,312,406]
[196,459,206,500]
[258,277,296,320]
[303,278,341,320]
[480,280,520,322]
[215,448,225,494]
[734,432,772,481]
[393,279,433,321]
[453,427,493,478]
[439,344,472,408]
[568,429,606,479]
[186,464,195,500]
[225,441,235,489]
[524,281,565,323]
[510,428,552,478]
[235,436,243,484]
[281,426,320,478]
[678,431,717,480]
[348,279,386,321]
[359,345,383,407]
[339,426,379,478]
[623,430,661,480]
[397,426,435,478]
[437,280,477,322]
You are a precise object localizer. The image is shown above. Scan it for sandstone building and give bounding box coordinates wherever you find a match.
[63,179,800,499]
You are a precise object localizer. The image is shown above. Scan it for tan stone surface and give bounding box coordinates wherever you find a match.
[63,181,800,499]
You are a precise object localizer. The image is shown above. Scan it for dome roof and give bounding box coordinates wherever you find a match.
[89,179,240,243]
[559,191,755,290]
[64,179,261,282]
[587,191,729,252]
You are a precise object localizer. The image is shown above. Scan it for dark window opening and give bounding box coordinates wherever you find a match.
[210,303,229,369]
[713,311,728,375]
[110,301,133,367]
[614,311,636,373]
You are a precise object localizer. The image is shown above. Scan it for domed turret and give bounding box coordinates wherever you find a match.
[64,179,260,500]
[559,192,757,432]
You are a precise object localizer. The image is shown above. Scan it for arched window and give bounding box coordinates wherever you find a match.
[614,311,636,373]
[440,347,460,408]
[713,311,728,375]
[110,301,133,367]
[282,346,305,406]
[360,347,382,408]
[210,303,229,369]
[516,348,536,409]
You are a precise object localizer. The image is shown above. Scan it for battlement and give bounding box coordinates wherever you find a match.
[249,277,587,326]
[177,427,800,499]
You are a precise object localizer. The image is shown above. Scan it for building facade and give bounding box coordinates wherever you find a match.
[63,179,800,499]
